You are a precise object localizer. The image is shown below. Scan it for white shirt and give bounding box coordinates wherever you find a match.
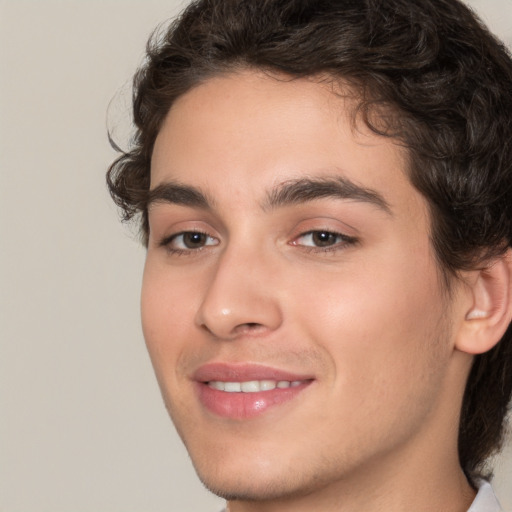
[468,481,503,512]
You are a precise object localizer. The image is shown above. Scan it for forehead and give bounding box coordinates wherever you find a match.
[151,70,417,216]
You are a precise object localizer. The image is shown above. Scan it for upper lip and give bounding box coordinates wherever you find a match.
[193,362,314,383]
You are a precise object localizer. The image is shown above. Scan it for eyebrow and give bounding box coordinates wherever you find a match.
[147,181,213,210]
[147,174,392,215]
[263,176,392,214]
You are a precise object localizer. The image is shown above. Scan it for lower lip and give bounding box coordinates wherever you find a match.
[196,382,311,419]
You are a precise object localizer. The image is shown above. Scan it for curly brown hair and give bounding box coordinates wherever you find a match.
[107,0,512,483]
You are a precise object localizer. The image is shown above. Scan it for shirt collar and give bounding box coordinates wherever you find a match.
[467,481,503,512]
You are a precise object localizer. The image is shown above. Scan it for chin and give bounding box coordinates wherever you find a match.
[195,469,309,502]
[199,478,283,502]
[189,448,336,503]
[191,454,282,500]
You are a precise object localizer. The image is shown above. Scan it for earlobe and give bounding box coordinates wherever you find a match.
[456,250,512,355]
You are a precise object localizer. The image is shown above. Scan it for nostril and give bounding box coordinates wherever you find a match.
[235,322,267,336]
[195,286,283,338]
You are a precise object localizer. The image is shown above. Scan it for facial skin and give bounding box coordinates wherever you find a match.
[142,71,476,512]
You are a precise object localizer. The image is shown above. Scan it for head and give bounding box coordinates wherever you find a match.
[108,0,512,495]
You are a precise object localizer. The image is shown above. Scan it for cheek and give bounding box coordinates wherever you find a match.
[291,244,449,390]
[141,260,196,369]
[140,263,207,426]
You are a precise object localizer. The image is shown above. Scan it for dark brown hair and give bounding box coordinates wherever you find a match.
[107,0,512,483]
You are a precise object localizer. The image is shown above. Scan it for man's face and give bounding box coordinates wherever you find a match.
[143,71,465,502]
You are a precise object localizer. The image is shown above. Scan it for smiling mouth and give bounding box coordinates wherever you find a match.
[193,363,314,418]
[207,379,306,392]
[197,378,313,419]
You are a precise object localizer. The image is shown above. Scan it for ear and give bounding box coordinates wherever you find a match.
[455,250,512,355]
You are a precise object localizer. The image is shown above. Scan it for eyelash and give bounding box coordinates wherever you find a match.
[291,230,358,253]
[159,229,358,256]
[159,230,219,256]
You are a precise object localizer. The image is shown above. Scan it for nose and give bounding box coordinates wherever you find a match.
[195,245,283,340]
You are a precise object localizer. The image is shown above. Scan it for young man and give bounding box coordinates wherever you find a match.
[107,0,512,510]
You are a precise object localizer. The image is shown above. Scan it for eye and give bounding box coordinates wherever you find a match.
[291,230,357,250]
[162,231,219,253]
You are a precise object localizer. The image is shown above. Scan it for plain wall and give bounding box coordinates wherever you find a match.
[1,1,510,511]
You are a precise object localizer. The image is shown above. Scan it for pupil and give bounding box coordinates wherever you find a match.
[184,232,205,248]
[313,231,335,247]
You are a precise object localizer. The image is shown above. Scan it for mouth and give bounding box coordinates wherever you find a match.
[207,379,305,392]
[194,363,313,419]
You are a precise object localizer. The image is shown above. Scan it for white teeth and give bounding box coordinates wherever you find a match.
[223,382,242,392]
[241,381,260,392]
[209,381,225,391]
[208,380,303,392]
[260,380,276,391]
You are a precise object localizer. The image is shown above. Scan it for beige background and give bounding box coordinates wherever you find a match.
[1,1,510,511]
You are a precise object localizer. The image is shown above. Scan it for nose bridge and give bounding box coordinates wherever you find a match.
[195,238,282,339]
